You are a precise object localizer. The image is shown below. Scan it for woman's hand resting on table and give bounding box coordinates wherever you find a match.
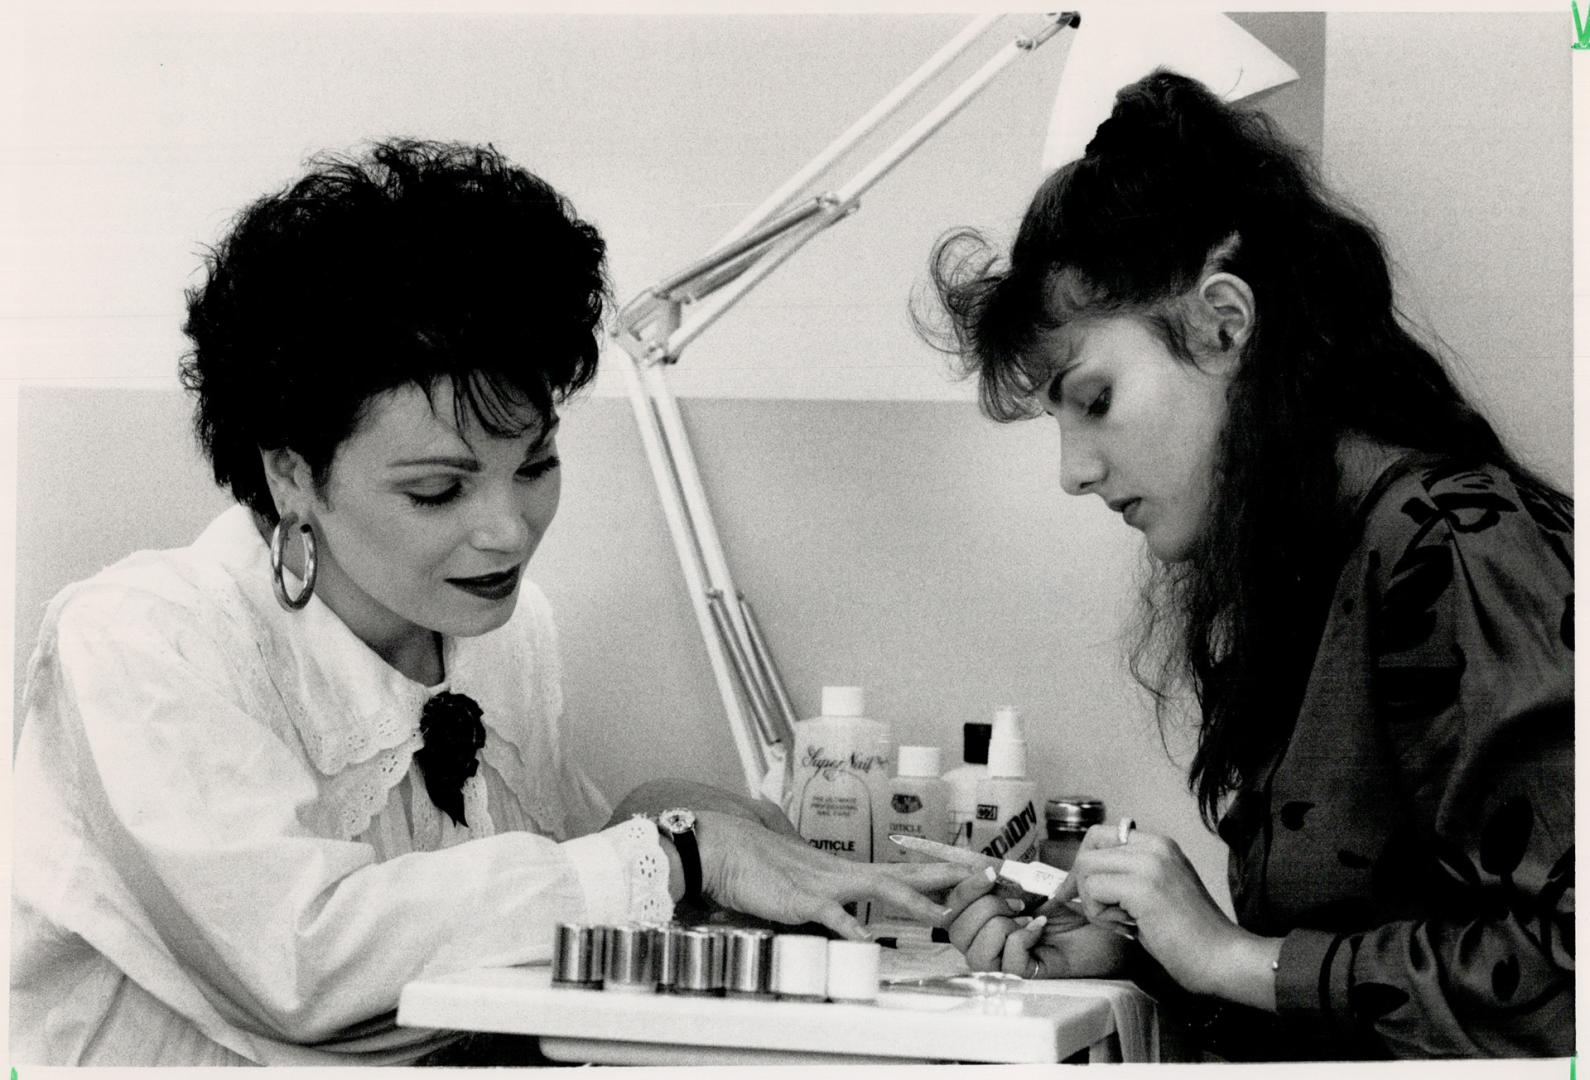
[1056,824,1281,1009]
[694,810,963,940]
[610,779,962,940]
[944,868,1130,979]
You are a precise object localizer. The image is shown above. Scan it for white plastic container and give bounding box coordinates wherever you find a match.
[876,745,955,858]
[825,940,881,1003]
[873,744,954,919]
[943,721,991,847]
[969,707,1040,863]
[790,686,893,865]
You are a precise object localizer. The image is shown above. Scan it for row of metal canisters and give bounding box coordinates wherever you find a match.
[552,924,880,1002]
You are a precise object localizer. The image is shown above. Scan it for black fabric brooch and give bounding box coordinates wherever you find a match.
[415,691,487,828]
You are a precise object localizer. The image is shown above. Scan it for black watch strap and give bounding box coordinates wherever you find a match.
[653,808,701,903]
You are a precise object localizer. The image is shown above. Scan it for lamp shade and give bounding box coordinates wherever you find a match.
[1040,11,1299,171]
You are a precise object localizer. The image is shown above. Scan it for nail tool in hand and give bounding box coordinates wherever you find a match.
[888,834,1070,901]
[890,833,1138,938]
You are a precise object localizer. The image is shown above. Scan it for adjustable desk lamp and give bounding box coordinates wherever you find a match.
[610,12,1298,799]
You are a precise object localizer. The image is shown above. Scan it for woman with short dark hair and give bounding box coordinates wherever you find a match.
[926,72,1573,1059]
[11,139,960,1066]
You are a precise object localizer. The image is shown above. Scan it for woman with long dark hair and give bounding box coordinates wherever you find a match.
[925,72,1572,1059]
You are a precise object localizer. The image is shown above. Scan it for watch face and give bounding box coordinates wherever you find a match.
[658,808,696,834]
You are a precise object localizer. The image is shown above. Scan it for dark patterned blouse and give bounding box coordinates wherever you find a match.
[1201,455,1574,1058]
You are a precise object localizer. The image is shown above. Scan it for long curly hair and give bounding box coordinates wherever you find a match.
[180,138,609,522]
[919,71,1567,825]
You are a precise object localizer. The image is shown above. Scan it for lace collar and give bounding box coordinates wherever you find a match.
[193,506,545,790]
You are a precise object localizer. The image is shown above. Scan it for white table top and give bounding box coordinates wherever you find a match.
[397,935,1150,1065]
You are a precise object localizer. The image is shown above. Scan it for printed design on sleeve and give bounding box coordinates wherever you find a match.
[1376,464,1525,721]
[1427,797,1573,1016]
[1278,801,1314,830]
[1514,480,1574,651]
[1363,465,1575,1030]
[1346,970,1408,1021]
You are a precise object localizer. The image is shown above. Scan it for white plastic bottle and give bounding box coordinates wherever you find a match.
[790,686,893,865]
[969,707,1040,863]
[875,745,955,858]
[942,721,991,848]
[872,744,953,920]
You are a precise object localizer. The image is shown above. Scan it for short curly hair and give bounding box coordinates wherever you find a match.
[180,138,609,522]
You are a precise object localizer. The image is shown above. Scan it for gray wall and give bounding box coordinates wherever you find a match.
[1323,13,1573,489]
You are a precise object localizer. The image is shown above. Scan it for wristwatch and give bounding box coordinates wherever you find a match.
[647,808,701,903]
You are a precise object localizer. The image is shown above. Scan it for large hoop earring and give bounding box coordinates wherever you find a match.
[270,513,318,612]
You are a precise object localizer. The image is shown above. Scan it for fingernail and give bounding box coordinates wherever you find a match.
[1005,897,1027,913]
[983,867,997,882]
[1029,915,1048,932]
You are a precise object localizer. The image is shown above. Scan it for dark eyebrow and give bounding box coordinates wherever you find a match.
[1037,331,1082,406]
[388,453,481,472]
[389,418,561,472]
[1044,358,1082,405]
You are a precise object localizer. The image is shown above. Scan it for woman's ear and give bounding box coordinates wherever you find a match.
[259,447,316,520]
[1196,272,1256,370]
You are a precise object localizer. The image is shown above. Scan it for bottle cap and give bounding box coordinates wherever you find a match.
[771,934,829,999]
[724,929,776,996]
[987,706,1027,779]
[820,686,866,717]
[603,924,656,990]
[962,721,992,765]
[672,929,723,994]
[551,923,604,987]
[895,745,942,777]
[825,940,881,1002]
[651,924,685,990]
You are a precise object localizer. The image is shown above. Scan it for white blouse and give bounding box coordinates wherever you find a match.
[11,505,673,1066]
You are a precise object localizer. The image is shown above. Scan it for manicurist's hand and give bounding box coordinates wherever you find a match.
[692,810,963,940]
[944,868,1128,979]
[609,778,800,838]
[1055,824,1281,1009]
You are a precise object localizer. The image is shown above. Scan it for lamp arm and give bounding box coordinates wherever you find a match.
[665,206,842,360]
[664,12,1079,361]
[715,13,1004,250]
[655,195,834,303]
[614,349,770,794]
[833,13,1079,207]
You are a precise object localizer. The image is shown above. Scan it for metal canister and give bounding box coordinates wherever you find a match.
[724,928,775,998]
[671,928,724,996]
[551,923,604,988]
[602,924,656,993]
[651,924,684,992]
[1041,796,1106,870]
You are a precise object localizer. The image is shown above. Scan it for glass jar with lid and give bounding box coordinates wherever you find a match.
[1039,796,1106,870]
